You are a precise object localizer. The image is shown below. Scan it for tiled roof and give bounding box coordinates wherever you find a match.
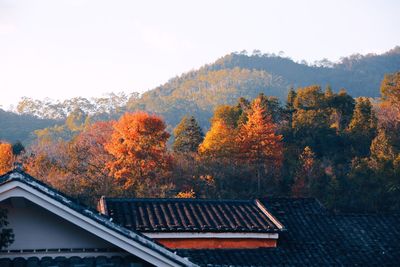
[0,169,196,267]
[103,198,282,233]
[0,255,150,267]
[176,198,400,267]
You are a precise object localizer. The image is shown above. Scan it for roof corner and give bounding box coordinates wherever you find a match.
[255,199,285,231]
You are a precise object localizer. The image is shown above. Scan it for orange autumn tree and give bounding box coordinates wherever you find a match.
[237,98,283,195]
[0,143,13,174]
[105,112,173,196]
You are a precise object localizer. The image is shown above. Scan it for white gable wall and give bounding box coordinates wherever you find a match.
[0,197,114,250]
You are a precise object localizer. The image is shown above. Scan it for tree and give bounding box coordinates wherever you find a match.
[198,119,238,159]
[381,72,400,110]
[211,105,242,129]
[285,87,297,125]
[65,121,116,204]
[291,146,328,199]
[292,146,316,197]
[379,72,400,152]
[65,108,87,132]
[237,98,283,195]
[173,116,204,153]
[0,143,13,174]
[23,139,70,192]
[105,112,173,196]
[347,97,377,156]
[294,85,324,110]
[370,129,395,162]
[11,141,25,156]
[256,93,283,123]
[328,89,355,131]
[376,102,400,153]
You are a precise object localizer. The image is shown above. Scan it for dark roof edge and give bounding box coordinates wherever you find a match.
[104,197,255,203]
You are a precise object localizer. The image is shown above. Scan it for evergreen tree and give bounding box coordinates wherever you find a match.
[292,146,316,197]
[324,85,333,99]
[294,85,324,110]
[173,116,204,153]
[11,141,25,156]
[286,87,297,111]
[347,97,377,156]
[212,105,242,128]
[370,129,395,161]
[256,93,283,123]
[381,71,400,109]
[283,87,297,135]
[330,89,355,131]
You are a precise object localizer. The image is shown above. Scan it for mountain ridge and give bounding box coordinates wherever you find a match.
[126,46,400,128]
[1,46,399,143]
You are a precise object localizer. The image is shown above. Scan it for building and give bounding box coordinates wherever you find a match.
[0,168,399,266]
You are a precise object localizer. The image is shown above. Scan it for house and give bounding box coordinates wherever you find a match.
[0,168,399,266]
[0,168,196,267]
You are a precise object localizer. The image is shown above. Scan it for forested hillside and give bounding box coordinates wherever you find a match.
[1,72,399,214]
[0,109,58,143]
[127,46,400,128]
[1,47,400,144]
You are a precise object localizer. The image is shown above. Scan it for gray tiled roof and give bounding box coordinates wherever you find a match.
[103,198,282,233]
[176,198,400,266]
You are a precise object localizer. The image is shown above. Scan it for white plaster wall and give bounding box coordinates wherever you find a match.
[0,197,115,250]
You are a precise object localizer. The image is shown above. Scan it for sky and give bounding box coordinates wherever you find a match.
[0,0,399,109]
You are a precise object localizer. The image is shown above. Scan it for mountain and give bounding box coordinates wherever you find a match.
[1,47,399,142]
[128,67,288,128]
[127,47,400,129]
[0,109,58,144]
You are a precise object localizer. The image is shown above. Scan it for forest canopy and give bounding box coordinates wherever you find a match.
[0,72,399,214]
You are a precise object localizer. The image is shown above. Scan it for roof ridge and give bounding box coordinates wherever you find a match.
[104,197,255,203]
[0,169,100,215]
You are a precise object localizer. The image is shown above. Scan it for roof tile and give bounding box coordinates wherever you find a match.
[104,198,281,233]
[176,198,400,266]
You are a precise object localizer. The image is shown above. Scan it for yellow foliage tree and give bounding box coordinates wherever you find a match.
[198,119,238,159]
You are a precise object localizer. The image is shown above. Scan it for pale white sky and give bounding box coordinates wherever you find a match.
[0,0,399,109]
